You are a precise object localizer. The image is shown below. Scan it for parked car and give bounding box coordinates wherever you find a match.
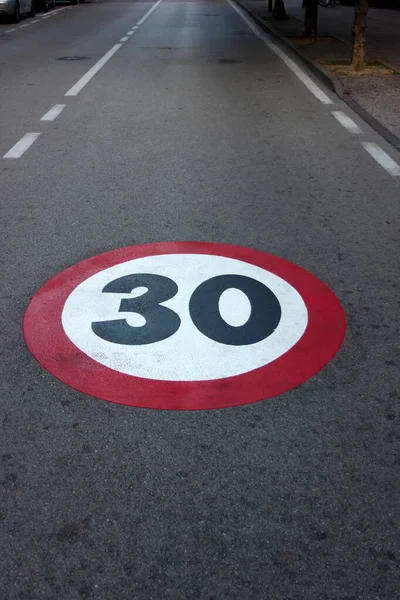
[38,0,55,11]
[0,0,35,22]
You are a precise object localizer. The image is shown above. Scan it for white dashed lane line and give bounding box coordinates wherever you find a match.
[362,142,400,177]
[332,111,362,134]
[50,5,72,14]
[2,0,400,179]
[40,104,66,122]
[137,0,163,25]
[65,0,164,97]
[51,6,72,15]
[12,0,397,180]
[2,0,166,159]
[3,133,41,159]
[65,44,123,97]
[1,4,73,37]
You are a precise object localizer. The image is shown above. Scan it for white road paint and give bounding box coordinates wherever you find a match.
[227,0,333,105]
[42,5,68,15]
[2,5,69,36]
[40,104,66,122]
[332,111,362,134]
[120,36,129,42]
[219,288,251,327]
[65,44,123,96]
[62,253,308,381]
[362,142,400,176]
[133,25,139,29]
[3,133,41,159]
[47,7,62,14]
[127,31,135,35]
[137,0,163,26]
[64,0,164,97]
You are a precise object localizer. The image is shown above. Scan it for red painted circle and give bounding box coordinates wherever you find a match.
[23,242,346,410]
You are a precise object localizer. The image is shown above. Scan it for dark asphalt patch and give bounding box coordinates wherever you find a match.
[56,56,91,61]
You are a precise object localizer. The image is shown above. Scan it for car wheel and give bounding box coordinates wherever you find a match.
[29,0,36,16]
[12,0,20,22]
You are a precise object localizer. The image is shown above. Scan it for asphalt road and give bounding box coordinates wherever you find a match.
[1,1,399,598]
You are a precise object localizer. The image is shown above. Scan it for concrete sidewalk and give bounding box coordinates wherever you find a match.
[237,0,400,144]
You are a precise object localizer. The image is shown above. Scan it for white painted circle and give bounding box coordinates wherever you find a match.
[62,253,308,381]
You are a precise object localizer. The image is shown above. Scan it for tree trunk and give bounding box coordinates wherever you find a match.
[273,0,288,20]
[303,0,318,41]
[351,0,369,71]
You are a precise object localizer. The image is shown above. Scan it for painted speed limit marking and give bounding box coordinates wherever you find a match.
[23,242,346,410]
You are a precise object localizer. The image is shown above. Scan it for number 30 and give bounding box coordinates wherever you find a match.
[92,273,281,346]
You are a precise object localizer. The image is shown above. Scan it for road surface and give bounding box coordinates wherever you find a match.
[1,1,399,598]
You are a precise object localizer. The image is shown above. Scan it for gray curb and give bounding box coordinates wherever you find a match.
[235,0,400,153]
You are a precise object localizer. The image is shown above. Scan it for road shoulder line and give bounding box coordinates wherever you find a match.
[233,0,400,153]
[331,111,362,134]
[362,142,400,176]
[226,0,333,105]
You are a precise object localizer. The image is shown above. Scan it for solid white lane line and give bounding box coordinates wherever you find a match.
[3,133,41,159]
[42,15,51,19]
[362,142,400,176]
[65,44,122,96]
[332,111,362,134]
[120,36,129,42]
[19,23,29,27]
[137,0,163,26]
[227,0,333,105]
[31,20,39,23]
[5,28,16,33]
[40,104,66,122]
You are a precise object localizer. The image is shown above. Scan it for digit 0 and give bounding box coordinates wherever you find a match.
[189,274,281,345]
